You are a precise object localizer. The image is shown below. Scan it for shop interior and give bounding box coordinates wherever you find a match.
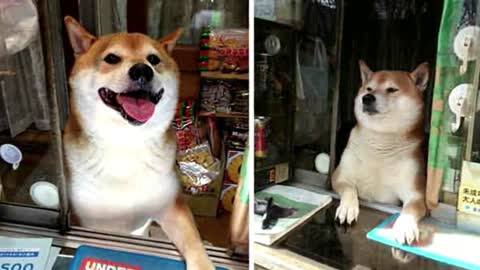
[254,0,480,269]
[0,0,249,269]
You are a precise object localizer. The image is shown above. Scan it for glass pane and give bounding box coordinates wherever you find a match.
[293,0,337,173]
[61,1,249,254]
[0,1,63,213]
[254,19,296,190]
[146,0,248,44]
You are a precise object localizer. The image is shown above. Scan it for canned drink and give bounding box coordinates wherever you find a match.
[255,53,271,93]
[255,116,270,158]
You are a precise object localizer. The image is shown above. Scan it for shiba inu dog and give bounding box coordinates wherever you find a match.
[62,16,214,270]
[333,60,429,246]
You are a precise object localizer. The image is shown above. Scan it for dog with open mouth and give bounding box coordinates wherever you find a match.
[332,60,429,247]
[62,16,214,270]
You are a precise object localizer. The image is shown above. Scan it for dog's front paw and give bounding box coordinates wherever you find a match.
[335,196,359,225]
[393,214,419,245]
[186,257,215,270]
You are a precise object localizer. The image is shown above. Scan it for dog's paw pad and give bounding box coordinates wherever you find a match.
[335,198,359,225]
[393,214,419,245]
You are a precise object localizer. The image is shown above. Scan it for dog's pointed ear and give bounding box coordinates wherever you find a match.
[158,28,183,54]
[64,16,96,58]
[359,60,372,84]
[410,62,429,92]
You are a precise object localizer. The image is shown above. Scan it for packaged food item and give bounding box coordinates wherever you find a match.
[221,184,237,212]
[176,142,221,194]
[173,100,200,151]
[221,119,248,213]
[200,79,248,114]
[173,118,197,152]
[199,28,249,74]
[224,118,248,151]
[225,150,244,184]
[200,79,232,113]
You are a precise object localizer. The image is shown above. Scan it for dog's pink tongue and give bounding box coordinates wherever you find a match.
[117,95,155,122]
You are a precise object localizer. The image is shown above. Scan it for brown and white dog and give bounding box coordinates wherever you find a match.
[332,60,429,245]
[62,16,214,270]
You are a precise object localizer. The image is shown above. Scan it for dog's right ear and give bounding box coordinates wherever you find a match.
[64,16,96,58]
[359,60,373,84]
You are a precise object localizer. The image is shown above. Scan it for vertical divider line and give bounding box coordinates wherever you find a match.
[38,0,70,232]
[248,1,255,269]
[328,0,345,188]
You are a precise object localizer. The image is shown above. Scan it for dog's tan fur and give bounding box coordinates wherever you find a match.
[332,60,429,245]
[63,16,214,270]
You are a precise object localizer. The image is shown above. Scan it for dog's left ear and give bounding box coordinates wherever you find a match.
[410,62,429,92]
[158,28,183,54]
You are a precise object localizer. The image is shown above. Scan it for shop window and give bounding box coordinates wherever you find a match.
[0,0,249,254]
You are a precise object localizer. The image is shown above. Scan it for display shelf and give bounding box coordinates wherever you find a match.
[198,111,248,119]
[200,71,249,80]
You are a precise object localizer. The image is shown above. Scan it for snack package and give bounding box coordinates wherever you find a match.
[221,118,247,213]
[200,79,232,113]
[200,79,248,114]
[224,118,248,150]
[199,28,248,74]
[173,118,197,152]
[177,142,221,194]
[173,100,200,151]
[225,150,244,184]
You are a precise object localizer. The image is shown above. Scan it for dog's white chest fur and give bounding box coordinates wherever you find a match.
[340,127,422,204]
[65,132,179,231]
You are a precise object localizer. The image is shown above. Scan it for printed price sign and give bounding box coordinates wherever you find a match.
[458,185,480,216]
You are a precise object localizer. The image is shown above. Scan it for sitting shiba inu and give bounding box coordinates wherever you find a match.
[62,16,214,270]
[333,60,429,245]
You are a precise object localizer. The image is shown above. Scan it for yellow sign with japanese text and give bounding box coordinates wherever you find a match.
[458,161,480,216]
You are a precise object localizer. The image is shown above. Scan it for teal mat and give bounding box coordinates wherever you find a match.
[367,214,480,270]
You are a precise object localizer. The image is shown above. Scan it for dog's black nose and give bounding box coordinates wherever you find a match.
[362,94,376,106]
[128,63,154,84]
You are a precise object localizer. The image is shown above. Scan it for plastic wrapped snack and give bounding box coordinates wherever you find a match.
[177,142,221,190]
[199,28,248,73]
[173,100,201,151]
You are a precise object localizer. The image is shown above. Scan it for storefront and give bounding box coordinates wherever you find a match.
[254,0,480,269]
[0,0,249,269]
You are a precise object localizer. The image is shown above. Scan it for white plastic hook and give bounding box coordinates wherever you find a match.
[454,26,480,75]
[448,84,471,133]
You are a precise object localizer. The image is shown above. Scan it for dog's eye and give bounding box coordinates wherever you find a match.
[366,87,373,92]
[386,87,399,93]
[104,54,121,64]
[147,54,161,65]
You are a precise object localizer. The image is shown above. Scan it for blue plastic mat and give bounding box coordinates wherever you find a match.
[68,245,228,270]
[367,214,480,270]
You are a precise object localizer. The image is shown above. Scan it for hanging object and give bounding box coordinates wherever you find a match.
[0,0,39,57]
[0,144,22,170]
[453,26,480,75]
[448,83,472,133]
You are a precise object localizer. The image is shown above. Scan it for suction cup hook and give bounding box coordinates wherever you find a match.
[454,26,480,75]
[0,144,22,170]
[448,84,471,133]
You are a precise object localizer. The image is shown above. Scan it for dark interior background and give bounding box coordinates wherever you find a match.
[335,0,444,164]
